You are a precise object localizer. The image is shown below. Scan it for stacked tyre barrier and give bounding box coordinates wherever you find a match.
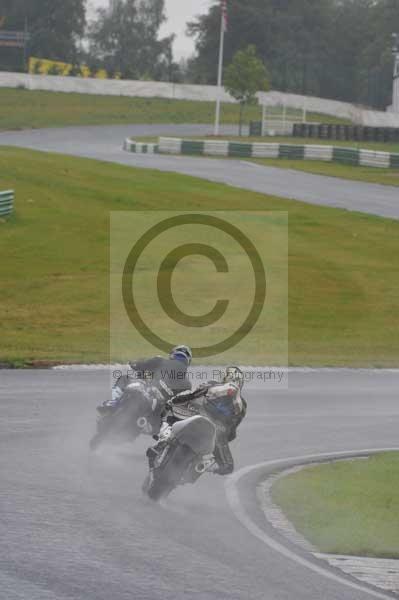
[0,190,14,217]
[249,121,399,143]
[294,123,399,143]
[124,139,158,154]
[157,137,399,169]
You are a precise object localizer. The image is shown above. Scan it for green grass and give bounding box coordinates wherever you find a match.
[272,453,399,558]
[1,147,399,366]
[251,158,399,187]
[247,135,399,187]
[0,88,348,130]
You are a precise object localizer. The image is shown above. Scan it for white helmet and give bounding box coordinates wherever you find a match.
[223,366,244,390]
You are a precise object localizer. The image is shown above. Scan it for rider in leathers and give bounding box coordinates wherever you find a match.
[129,346,193,395]
[99,345,193,414]
[148,367,246,475]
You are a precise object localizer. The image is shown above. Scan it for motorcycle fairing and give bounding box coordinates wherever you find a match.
[170,415,216,456]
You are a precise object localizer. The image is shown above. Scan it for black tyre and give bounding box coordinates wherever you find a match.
[89,430,104,451]
[89,402,140,451]
[89,415,113,451]
[89,424,122,451]
[146,444,195,502]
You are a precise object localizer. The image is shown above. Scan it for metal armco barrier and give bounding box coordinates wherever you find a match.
[0,190,14,217]
[156,138,399,169]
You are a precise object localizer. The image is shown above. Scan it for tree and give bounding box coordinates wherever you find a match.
[88,0,174,81]
[2,0,86,70]
[357,0,399,108]
[187,0,398,108]
[224,45,269,135]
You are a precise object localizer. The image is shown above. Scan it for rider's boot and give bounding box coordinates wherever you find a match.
[146,446,160,469]
[146,422,171,469]
[97,404,115,416]
[96,386,124,415]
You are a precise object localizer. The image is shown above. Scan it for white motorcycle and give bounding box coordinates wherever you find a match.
[142,411,217,502]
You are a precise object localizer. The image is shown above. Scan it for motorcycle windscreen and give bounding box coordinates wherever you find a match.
[171,416,216,456]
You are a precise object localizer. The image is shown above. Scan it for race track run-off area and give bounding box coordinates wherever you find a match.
[1,123,399,219]
[1,124,399,599]
[1,368,399,600]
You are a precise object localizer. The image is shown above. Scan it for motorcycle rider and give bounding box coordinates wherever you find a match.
[130,345,193,394]
[98,345,193,414]
[147,366,247,476]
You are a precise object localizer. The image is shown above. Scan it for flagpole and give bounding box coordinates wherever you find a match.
[214,3,225,136]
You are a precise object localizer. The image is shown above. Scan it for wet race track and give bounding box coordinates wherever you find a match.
[1,123,399,220]
[1,368,398,600]
[1,123,399,598]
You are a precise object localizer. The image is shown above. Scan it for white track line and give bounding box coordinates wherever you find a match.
[225,448,399,600]
[240,161,264,168]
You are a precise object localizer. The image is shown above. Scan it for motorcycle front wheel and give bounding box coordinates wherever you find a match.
[145,443,196,502]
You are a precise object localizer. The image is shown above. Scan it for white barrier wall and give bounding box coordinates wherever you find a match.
[2,71,399,128]
[258,90,359,121]
[154,137,399,169]
[0,72,236,103]
[393,76,399,113]
[258,90,399,128]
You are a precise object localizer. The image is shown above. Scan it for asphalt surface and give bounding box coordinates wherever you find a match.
[1,368,399,600]
[1,123,399,220]
[1,124,398,598]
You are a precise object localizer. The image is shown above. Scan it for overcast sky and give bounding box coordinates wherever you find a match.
[88,0,213,59]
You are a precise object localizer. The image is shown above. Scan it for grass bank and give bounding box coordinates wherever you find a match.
[0,88,345,131]
[272,453,399,558]
[251,158,399,187]
[1,147,399,365]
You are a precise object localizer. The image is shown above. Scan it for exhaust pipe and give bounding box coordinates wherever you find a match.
[137,416,150,430]
[195,457,215,474]
[195,462,207,474]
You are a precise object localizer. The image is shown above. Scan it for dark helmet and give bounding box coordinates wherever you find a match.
[223,366,244,390]
[170,345,193,366]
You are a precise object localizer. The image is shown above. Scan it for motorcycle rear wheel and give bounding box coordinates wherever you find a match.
[89,405,140,451]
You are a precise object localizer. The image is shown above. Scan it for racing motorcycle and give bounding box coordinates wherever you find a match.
[89,379,171,451]
[142,410,217,502]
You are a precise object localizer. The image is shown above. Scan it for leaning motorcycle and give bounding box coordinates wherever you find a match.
[142,413,217,502]
[89,380,168,451]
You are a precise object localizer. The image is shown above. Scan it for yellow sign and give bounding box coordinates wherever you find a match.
[28,57,115,79]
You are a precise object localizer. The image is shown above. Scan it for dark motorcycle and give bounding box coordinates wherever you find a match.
[89,380,169,451]
[142,414,217,502]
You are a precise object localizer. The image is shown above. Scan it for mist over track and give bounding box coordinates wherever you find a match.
[1,369,398,599]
